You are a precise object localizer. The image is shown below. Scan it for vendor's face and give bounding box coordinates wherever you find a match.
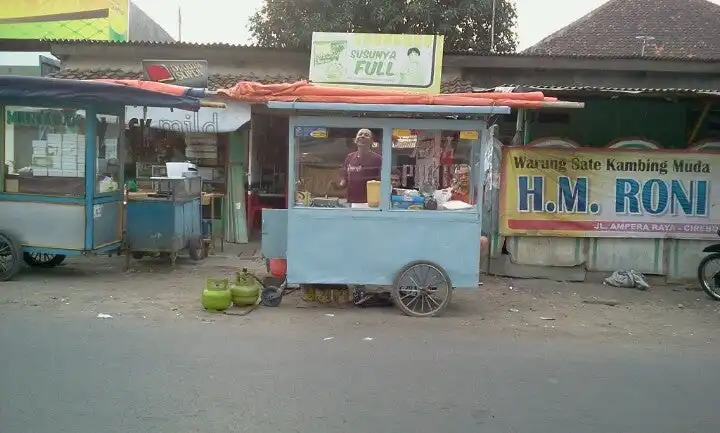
[455,167,470,187]
[391,174,401,188]
[355,129,373,151]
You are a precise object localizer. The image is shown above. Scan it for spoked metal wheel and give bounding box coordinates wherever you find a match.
[392,260,452,317]
[0,232,23,281]
[23,252,66,268]
[698,252,720,301]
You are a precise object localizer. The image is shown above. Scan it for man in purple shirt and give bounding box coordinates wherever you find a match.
[339,128,382,204]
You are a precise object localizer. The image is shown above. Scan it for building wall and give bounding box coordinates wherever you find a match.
[463,68,720,90]
[529,99,692,147]
[59,47,307,78]
[503,235,715,281]
[129,2,175,43]
[0,65,40,76]
[0,54,59,76]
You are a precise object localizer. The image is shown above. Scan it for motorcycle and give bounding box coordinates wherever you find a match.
[698,228,720,300]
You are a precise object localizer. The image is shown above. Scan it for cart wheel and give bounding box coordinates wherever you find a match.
[392,260,452,317]
[131,252,145,260]
[261,286,283,307]
[0,232,23,281]
[188,234,205,261]
[23,253,66,268]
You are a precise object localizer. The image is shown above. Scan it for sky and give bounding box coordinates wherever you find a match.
[133,0,613,49]
[124,0,720,48]
[3,0,720,65]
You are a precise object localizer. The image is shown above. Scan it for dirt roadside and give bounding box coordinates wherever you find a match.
[1,252,718,347]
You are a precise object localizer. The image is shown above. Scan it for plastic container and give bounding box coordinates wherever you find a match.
[366,180,381,207]
[391,195,425,210]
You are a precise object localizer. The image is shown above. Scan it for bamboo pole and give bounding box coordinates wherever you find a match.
[687,102,712,145]
[200,101,227,108]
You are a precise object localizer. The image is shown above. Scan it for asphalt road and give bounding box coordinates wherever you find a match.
[1,309,718,433]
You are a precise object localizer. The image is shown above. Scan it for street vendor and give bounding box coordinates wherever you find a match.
[391,168,403,195]
[446,164,491,273]
[339,128,382,204]
[450,164,472,203]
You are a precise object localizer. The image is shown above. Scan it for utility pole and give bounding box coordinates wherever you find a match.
[178,4,183,42]
[490,0,497,53]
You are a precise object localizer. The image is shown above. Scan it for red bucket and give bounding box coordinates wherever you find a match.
[268,258,287,278]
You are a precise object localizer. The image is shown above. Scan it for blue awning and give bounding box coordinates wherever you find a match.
[0,75,202,111]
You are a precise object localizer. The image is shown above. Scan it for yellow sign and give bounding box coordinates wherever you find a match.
[309,32,444,94]
[0,0,128,41]
[459,130,479,140]
[309,129,327,138]
[500,147,719,239]
[392,129,412,137]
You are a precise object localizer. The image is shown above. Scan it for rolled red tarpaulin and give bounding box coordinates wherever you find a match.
[92,79,206,98]
[215,80,565,108]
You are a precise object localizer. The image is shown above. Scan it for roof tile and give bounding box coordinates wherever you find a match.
[523,0,720,59]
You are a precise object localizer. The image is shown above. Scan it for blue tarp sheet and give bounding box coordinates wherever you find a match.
[0,76,202,111]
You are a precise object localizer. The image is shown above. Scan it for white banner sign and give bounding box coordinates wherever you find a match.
[125,101,251,133]
[309,32,444,94]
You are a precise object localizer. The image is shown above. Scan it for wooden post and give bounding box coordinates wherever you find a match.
[687,102,712,146]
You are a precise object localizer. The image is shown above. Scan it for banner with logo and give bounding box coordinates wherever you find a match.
[0,0,128,41]
[125,101,251,133]
[309,32,444,94]
[142,60,208,89]
[500,147,720,239]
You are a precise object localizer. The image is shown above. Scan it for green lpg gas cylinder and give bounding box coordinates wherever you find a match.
[202,278,232,311]
[231,268,262,307]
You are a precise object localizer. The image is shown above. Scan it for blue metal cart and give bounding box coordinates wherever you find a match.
[125,176,206,265]
[261,101,511,317]
[0,76,204,281]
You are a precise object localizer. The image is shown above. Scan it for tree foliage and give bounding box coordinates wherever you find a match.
[248,0,518,53]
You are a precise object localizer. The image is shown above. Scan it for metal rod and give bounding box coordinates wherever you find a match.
[536,101,585,109]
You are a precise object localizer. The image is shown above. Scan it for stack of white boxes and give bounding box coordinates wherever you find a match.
[59,134,84,177]
[47,133,63,176]
[104,138,118,160]
[30,133,84,177]
[31,139,49,176]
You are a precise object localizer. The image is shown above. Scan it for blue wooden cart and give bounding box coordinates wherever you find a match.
[0,76,204,280]
[261,102,511,317]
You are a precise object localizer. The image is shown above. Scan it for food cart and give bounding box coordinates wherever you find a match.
[125,170,206,265]
[209,80,584,316]
[0,75,206,281]
[260,101,509,317]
